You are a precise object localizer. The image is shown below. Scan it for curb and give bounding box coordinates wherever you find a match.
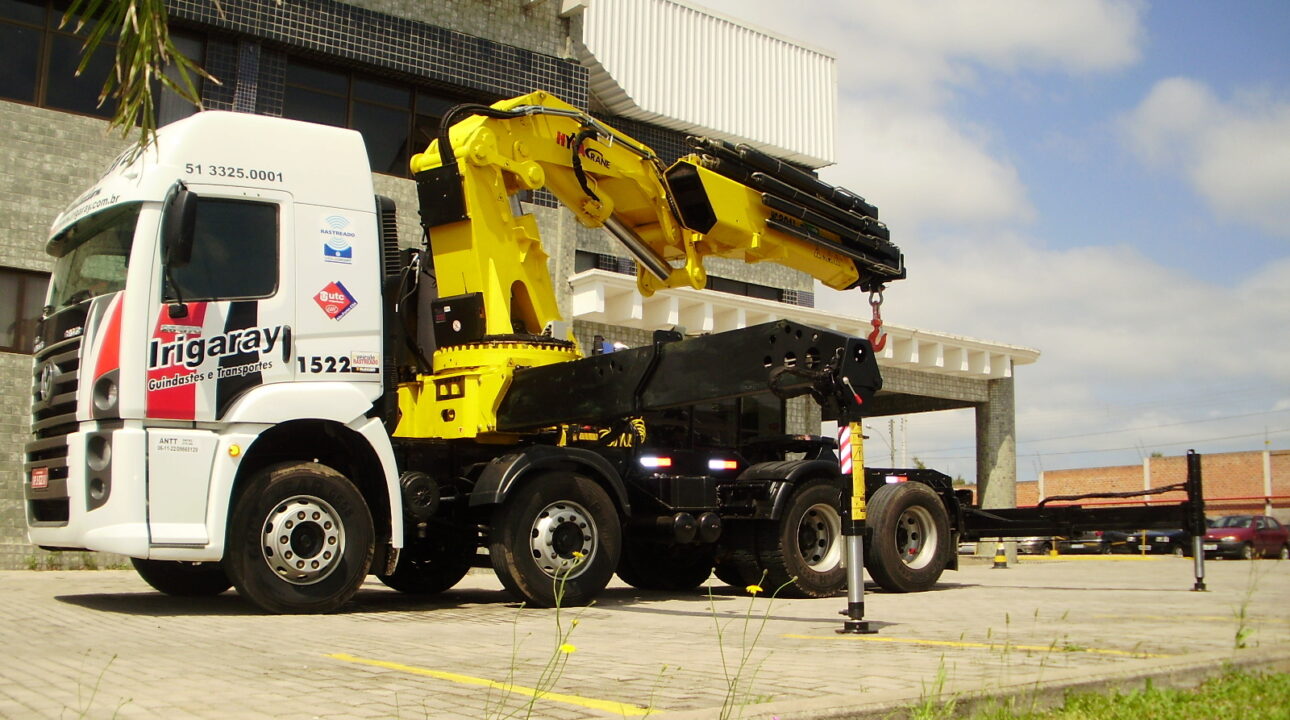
[662,646,1290,719]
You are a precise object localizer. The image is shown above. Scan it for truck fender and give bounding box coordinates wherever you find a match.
[469,446,630,516]
[350,415,405,552]
[738,459,845,520]
[212,417,404,568]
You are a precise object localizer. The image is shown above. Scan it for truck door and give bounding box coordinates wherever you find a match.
[144,188,294,545]
[289,202,384,388]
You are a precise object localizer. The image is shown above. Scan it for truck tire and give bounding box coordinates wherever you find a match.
[617,541,714,591]
[225,462,374,614]
[377,528,475,596]
[714,522,762,588]
[865,481,950,593]
[131,558,232,596]
[488,472,620,608]
[756,480,846,598]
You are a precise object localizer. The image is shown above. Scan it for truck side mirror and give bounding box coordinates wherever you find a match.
[162,183,197,268]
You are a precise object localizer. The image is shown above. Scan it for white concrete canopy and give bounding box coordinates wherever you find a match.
[569,269,1040,379]
[573,0,836,168]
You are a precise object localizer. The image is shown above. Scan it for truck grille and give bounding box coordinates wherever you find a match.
[26,334,81,523]
[31,335,81,440]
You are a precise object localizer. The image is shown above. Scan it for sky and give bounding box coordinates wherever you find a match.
[692,0,1290,484]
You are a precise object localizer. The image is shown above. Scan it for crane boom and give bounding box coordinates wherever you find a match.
[395,91,903,440]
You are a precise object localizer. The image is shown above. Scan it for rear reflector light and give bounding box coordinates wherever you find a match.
[640,456,673,469]
[708,459,739,471]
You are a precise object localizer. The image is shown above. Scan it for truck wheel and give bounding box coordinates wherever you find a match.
[617,541,714,591]
[755,480,845,598]
[713,521,762,588]
[226,462,374,614]
[378,528,475,596]
[131,558,232,596]
[865,481,950,593]
[488,472,620,608]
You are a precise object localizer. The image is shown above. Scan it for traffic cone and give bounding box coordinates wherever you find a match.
[992,541,1008,569]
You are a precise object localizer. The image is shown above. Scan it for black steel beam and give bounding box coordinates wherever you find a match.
[496,320,881,431]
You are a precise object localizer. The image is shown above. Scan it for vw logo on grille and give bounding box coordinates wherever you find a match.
[37,363,57,404]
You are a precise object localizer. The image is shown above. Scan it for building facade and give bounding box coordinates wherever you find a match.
[1,0,1036,569]
[1018,449,1290,523]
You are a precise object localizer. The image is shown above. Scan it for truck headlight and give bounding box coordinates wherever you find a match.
[92,375,118,415]
[86,434,112,472]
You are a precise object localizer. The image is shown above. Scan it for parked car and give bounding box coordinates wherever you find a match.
[1108,518,1217,555]
[1201,515,1290,560]
[957,537,1055,555]
[1054,531,1111,554]
[1017,536,1056,554]
[1105,528,1189,555]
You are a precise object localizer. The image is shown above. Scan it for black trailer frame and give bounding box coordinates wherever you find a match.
[953,449,1209,591]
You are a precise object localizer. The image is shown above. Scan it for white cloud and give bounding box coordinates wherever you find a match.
[1122,77,1290,237]
[862,231,1290,384]
[819,233,1290,481]
[685,1,1290,481]
[819,99,1032,229]
[694,0,1144,104]
[692,0,1145,228]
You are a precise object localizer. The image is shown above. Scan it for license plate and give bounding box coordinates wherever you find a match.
[1203,543,1218,551]
[1140,544,1153,550]
[1159,537,1170,542]
[1069,543,1085,549]
[30,467,48,490]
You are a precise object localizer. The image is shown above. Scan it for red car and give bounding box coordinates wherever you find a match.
[1202,515,1290,560]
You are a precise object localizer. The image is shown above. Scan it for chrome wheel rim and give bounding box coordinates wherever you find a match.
[260,495,345,585]
[895,505,938,569]
[797,503,842,570]
[529,500,596,579]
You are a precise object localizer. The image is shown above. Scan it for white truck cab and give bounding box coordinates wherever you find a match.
[27,112,401,572]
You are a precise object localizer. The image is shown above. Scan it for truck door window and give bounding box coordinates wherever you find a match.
[164,198,278,302]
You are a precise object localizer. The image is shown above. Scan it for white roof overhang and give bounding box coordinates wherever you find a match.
[570,270,1040,379]
[573,0,836,168]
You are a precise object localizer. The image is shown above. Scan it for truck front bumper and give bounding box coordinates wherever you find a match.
[25,425,151,557]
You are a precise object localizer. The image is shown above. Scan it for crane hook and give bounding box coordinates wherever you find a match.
[867,288,887,352]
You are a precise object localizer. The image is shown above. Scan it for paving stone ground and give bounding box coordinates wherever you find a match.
[1,555,1287,719]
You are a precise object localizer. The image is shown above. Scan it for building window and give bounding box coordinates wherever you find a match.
[0,268,51,354]
[574,250,637,276]
[0,0,204,122]
[281,57,474,177]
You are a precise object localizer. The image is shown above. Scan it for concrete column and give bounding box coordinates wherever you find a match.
[975,376,1016,560]
[1265,450,1274,516]
[975,376,1017,510]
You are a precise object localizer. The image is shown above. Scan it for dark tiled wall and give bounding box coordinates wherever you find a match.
[167,0,587,110]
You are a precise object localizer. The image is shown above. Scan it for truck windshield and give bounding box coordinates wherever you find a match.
[47,203,142,311]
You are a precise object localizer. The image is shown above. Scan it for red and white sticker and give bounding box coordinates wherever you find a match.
[314,281,357,320]
[30,467,49,490]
